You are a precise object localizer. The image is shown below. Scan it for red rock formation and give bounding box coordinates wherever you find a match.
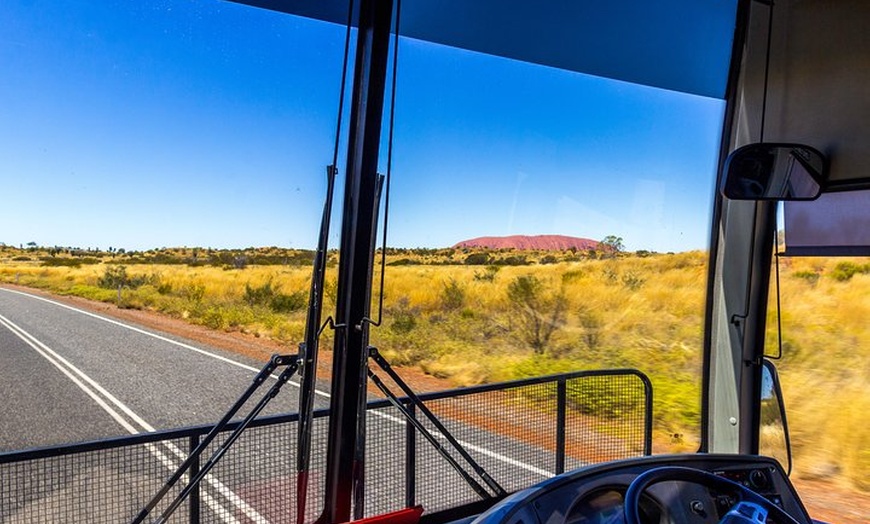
[453,235,599,251]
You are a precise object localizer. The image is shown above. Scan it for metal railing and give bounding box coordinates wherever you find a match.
[0,369,651,523]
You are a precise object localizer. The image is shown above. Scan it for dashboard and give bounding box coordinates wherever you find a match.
[471,455,812,524]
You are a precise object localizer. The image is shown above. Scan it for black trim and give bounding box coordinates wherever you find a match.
[782,246,870,257]
[824,178,870,192]
[739,202,777,454]
[320,0,394,521]
[555,381,567,474]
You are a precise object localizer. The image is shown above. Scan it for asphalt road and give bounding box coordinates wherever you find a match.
[0,287,571,523]
[0,287,327,452]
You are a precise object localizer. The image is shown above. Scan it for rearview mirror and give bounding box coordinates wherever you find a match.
[722,143,827,201]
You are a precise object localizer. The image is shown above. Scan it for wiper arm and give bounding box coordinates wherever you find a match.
[367,347,507,500]
[133,354,300,524]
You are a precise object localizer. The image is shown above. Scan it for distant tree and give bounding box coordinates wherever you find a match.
[599,235,624,257]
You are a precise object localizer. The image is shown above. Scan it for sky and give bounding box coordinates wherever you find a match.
[0,1,727,253]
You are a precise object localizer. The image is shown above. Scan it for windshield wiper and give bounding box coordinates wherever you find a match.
[132,163,337,524]
[132,353,300,524]
[296,164,338,524]
[367,347,507,501]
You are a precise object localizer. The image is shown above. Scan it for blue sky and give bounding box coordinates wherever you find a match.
[1,1,726,253]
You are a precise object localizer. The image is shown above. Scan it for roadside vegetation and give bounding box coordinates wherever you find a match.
[0,243,866,492]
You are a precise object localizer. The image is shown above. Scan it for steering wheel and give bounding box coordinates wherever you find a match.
[623,466,802,524]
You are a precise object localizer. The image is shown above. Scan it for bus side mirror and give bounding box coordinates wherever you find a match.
[760,359,793,474]
[722,143,827,201]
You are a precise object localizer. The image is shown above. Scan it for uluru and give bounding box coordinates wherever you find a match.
[453,235,599,251]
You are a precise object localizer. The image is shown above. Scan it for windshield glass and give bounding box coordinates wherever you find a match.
[367,38,723,454]
[0,0,727,521]
[0,1,347,446]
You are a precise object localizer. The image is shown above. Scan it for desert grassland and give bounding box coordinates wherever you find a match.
[764,256,870,491]
[0,251,867,491]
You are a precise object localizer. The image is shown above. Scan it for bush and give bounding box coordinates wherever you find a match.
[244,281,275,306]
[97,265,155,289]
[507,275,567,354]
[473,265,500,282]
[830,261,870,281]
[389,298,418,334]
[440,278,465,311]
[244,280,306,313]
[566,379,644,419]
[622,271,645,291]
[464,253,491,265]
[41,257,75,267]
[793,270,820,285]
[270,290,307,313]
[495,255,529,266]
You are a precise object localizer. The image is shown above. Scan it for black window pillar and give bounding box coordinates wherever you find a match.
[319,0,393,522]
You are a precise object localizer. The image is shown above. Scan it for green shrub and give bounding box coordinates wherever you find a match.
[389,298,418,334]
[566,379,644,419]
[388,258,418,266]
[793,270,820,285]
[830,261,870,281]
[473,265,500,282]
[244,281,275,306]
[244,280,305,313]
[97,265,155,289]
[270,290,306,313]
[40,257,99,267]
[507,275,567,354]
[440,278,465,310]
[464,253,491,265]
[622,271,645,291]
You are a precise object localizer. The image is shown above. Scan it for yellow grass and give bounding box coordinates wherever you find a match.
[0,249,867,491]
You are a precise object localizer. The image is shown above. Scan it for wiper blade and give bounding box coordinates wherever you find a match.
[296,164,338,524]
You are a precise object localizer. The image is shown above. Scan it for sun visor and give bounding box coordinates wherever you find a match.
[783,191,870,256]
[231,0,738,99]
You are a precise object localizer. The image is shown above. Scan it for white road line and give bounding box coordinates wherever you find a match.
[1,287,553,482]
[366,409,552,478]
[0,287,330,393]
[0,313,265,524]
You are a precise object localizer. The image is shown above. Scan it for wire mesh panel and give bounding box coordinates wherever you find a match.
[364,369,650,515]
[360,404,410,518]
[0,438,189,523]
[198,421,297,524]
[0,369,650,523]
[409,391,554,514]
[562,371,651,472]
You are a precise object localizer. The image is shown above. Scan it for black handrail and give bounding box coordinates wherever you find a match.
[0,368,651,465]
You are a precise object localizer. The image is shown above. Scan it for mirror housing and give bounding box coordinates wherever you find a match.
[722,143,827,201]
